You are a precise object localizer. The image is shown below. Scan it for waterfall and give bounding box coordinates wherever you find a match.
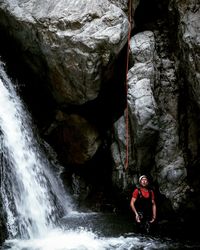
[0,61,73,239]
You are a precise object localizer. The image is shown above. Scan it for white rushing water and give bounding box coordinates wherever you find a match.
[0,61,198,250]
[0,62,73,239]
[4,228,181,250]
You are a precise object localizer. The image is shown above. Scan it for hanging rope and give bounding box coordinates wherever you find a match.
[124,0,132,170]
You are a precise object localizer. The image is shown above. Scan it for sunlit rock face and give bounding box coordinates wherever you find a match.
[128,32,159,173]
[111,31,159,190]
[169,0,200,107]
[0,0,128,105]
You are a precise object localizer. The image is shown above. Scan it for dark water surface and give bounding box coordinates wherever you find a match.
[61,211,200,249]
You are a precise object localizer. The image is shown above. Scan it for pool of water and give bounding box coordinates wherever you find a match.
[2,212,200,250]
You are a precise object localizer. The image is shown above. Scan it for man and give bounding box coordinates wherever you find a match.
[130,175,156,233]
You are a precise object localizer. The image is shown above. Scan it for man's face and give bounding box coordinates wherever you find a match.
[140,177,148,187]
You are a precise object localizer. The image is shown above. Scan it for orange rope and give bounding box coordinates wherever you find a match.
[124,0,132,170]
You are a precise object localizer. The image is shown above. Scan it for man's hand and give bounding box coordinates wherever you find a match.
[149,217,156,223]
[135,213,141,223]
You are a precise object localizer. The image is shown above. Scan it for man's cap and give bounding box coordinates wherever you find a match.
[139,175,148,183]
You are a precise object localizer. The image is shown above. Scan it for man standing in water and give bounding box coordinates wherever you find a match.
[130,175,157,233]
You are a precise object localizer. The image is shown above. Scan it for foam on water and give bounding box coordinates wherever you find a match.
[4,228,179,250]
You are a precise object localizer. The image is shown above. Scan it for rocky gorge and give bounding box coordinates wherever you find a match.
[0,0,199,244]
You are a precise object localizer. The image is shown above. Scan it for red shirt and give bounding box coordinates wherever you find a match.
[132,188,155,200]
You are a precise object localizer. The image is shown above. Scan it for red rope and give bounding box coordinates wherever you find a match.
[124,0,132,170]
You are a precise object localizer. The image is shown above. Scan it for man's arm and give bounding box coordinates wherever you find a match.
[150,199,156,223]
[130,196,140,223]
